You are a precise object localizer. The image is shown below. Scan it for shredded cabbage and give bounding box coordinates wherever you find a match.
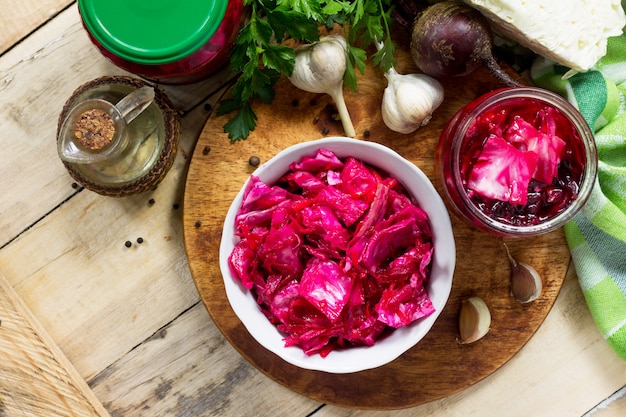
[467,105,567,205]
[229,149,434,357]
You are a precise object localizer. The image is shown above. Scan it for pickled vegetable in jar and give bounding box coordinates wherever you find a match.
[78,0,246,84]
[435,87,597,237]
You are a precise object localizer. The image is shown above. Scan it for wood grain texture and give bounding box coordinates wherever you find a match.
[0,102,213,382]
[0,4,234,381]
[88,302,322,417]
[0,4,235,246]
[2,4,624,416]
[183,31,570,409]
[589,387,626,417]
[0,268,109,417]
[315,265,626,417]
[0,0,71,53]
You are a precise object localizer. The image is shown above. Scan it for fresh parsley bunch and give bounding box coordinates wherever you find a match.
[216,0,396,141]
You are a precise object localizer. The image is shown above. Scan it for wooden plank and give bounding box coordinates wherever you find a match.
[314,266,626,416]
[588,387,626,417]
[0,0,71,54]
[0,267,110,417]
[0,103,218,381]
[88,302,322,416]
[0,4,232,246]
[1,3,624,416]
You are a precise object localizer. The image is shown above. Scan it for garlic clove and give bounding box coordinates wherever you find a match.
[510,261,543,303]
[458,296,491,344]
[504,243,542,303]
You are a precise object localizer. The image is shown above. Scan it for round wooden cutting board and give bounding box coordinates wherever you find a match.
[182,32,570,409]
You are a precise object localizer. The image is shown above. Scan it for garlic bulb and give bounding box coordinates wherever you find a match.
[289,35,356,137]
[380,55,444,134]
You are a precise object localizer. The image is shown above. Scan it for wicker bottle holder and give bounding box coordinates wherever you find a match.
[57,76,181,197]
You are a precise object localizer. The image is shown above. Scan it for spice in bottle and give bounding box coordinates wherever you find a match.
[57,76,180,197]
[74,109,116,150]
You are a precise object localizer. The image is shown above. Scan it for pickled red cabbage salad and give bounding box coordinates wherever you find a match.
[462,99,586,225]
[228,149,434,357]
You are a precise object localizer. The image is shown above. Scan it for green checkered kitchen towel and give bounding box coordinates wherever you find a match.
[531,34,626,361]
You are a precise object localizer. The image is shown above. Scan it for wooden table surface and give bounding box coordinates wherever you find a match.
[1,2,625,416]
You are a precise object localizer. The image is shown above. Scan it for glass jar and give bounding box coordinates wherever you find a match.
[57,76,180,197]
[78,0,246,84]
[435,87,597,237]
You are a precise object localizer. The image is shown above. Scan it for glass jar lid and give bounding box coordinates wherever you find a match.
[78,0,228,65]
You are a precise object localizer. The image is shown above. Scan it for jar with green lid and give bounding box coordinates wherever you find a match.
[78,0,246,84]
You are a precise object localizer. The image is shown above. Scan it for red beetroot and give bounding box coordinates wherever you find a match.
[410,1,521,87]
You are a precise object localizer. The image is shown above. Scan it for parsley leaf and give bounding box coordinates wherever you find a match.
[262,45,296,74]
[343,0,395,72]
[372,35,396,71]
[222,101,257,141]
[218,0,397,142]
[277,0,325,20]
[266,8,320,42]
[344,45,367,92]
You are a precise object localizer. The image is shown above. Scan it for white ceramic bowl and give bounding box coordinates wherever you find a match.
[219,137,456,373]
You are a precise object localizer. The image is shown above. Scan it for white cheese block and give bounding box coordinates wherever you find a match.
[464,0,626,72]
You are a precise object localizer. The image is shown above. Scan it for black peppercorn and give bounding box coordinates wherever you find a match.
[148,198,155,206]
[71,182,79,189]
[195,220,202,228]
[249,156,260,166]
[202,146,211,155]
[137,237,144,244]
[125,241,132,248]
[364,129,371,138]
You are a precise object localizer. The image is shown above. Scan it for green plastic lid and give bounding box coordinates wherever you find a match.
[78,0,228,65]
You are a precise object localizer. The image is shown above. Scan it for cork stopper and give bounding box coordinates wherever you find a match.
[74,109,116,150]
